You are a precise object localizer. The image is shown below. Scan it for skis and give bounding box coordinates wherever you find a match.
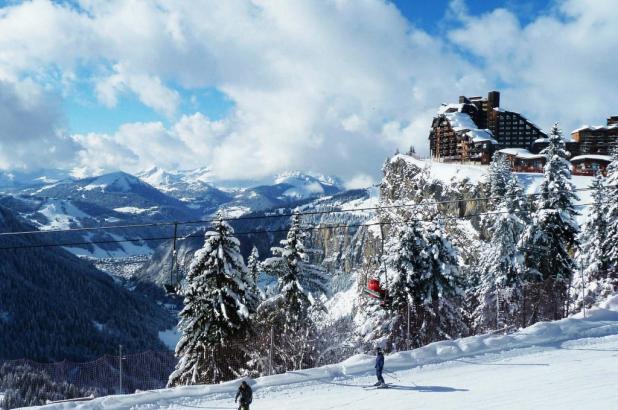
[363,383,391,390]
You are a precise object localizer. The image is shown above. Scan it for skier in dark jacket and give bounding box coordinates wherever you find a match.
[235,380,253,410]
[374,347,385,386]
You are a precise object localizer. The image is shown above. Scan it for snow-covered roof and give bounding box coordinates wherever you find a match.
[466,129,498,144]
[533,138,549,144]
[441,111,497,144]
[570,154,612,162]
[498,148,545,160]
[436,103,464,115]
[445,112,478,132]
[571,124,618,133]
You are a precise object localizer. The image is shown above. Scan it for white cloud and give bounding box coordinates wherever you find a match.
[447,0,618,134]
[0,79,77,170]
[95,64,180,118]
[0,0,615,181]
[345,173,375,190]
[72,113,230,176]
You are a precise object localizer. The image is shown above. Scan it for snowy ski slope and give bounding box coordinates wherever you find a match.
[33,294,618,410]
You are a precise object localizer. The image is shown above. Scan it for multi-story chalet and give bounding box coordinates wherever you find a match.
[492,117,617,175]
[429,91,546,164]
[571,116,618,155]
[568,117,618,175]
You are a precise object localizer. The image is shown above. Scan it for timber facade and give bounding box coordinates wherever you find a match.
[429,91,546,164]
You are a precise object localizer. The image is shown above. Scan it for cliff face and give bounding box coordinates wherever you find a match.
[301,155,489,279]
[379,155,489,224]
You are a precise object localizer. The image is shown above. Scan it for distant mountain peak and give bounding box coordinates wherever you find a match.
[274,171,343,189]
[136,167,214,191]
[81,171,144,192]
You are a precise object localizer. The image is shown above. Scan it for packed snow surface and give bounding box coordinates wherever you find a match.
[34,294,618,410]
[37,199,89,230]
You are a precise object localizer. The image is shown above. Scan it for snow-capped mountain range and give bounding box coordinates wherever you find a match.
[0,167,350,258]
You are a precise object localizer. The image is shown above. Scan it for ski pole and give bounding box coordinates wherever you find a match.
[383,369,401,382]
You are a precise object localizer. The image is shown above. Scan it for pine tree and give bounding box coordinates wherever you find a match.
[248,246,260,285]
[262,214,328,323]
[259,213,329,370]
[168,217,254,386]
[488,152,512,205]
[599,148,618,300]
[414,215,468,345]
[474,177,526,332]
[604,148,618,272]
[480,152,514,237]
[572,172,611,310]
[519,123,579,322]
[380,219,427,348]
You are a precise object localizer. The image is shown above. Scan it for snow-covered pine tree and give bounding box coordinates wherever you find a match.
[258,213,329,370]
[479,152,513,238]
[604,148,618,269]
[248,246,260,285]
[356,211,467,351]
[600,148,618,298]
[168,217,255,386]
[379,218,427,349]
[488,152,512,205]
[519,123,579,322]
[572,172,610,310]
[262,214,329,321]
[414,213,468,345]
[474,177,526,332]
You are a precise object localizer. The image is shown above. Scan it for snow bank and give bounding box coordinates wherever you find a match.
[35,293,618,410]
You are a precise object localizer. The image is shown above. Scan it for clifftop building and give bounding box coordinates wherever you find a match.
[568,117,618,175]
[429,91,546,164]
[571,116,618,155]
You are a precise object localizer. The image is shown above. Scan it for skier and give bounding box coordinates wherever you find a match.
[374,347,385,386]
[235,380,253,410]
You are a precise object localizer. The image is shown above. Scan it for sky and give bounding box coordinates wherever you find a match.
[0,0,616,187]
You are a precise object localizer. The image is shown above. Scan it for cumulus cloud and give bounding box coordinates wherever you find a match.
[0,0,615,186]
[71,112,230,175]
[95,64,181,118]
[345,174,376,190]
[0,79,77,170]
[447,0,618,133]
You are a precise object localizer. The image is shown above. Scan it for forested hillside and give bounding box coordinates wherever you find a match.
[0,206,175,361]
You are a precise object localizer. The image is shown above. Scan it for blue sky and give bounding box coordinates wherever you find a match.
[65,85,234,134]
[0,0,615,183]
[393,0,553,31]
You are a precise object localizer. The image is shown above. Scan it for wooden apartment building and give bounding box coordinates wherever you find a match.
[429,91,546,164]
